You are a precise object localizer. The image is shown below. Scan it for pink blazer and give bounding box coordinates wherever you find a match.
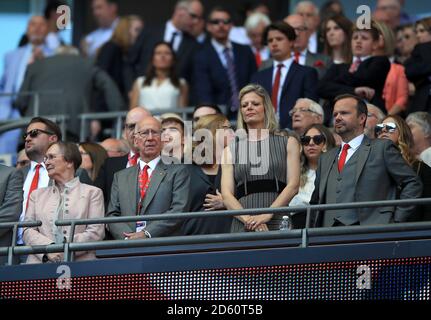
[383,63,409,112]
[23,179,105,264]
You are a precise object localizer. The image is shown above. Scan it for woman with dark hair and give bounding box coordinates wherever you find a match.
[79,142,108,182]
[221,84,301,233]
[376,115,431,221]
[321,14,353,64]
[289,124,336,228]
[129,41,188,110]
[23,142,105,264]
[319,0,344,23]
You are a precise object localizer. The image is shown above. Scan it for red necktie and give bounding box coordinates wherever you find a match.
[255,50,262,67]
[271,64,284,112]
[26,164,41,210]
[128,153,139,167]
[338,144,351,173]
[294,51,300,64]
[349,58,362,73]
[138,165,150,211]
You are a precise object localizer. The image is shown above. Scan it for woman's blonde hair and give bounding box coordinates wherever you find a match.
[111,15,142,53]
[374,20,396,56]
[236,84,279,132]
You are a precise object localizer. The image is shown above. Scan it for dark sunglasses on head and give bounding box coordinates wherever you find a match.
[300,134,326,146]
[209,18,231,25]
[375,122,397,135]
[23,129,54,140]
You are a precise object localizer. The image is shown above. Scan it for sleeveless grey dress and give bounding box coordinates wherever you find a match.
[231,134,288,232]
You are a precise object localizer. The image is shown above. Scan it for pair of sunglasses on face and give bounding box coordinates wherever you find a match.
[23,129,54,140]
[300,134,326,146]
[375,122,397,135]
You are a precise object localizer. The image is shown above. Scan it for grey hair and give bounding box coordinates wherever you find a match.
[296,98,324,119]
[245,12,271,31]
[366,103,385,122]
[295,1,319,16]
[176,0,194,11]
[406,112,431,138]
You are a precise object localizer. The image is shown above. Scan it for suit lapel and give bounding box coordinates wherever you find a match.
[262,67,274,95]
[127,166,139,214]
[140,161,167,214]
[355,137,371,184]
[319,148,339,201]
[305,51,315,67]
[280,62,298,97]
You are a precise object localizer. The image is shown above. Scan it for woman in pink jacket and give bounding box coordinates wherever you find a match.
[23,142,105,264]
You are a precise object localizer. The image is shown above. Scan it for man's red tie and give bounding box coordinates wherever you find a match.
[26,164,41,210]
[338,144,351,173]
[128,153,139,167]
[294,51,300,64]
[349,58,362,73]
[255,51,262,68]
[138,165,150,212]
[271,64,284,111]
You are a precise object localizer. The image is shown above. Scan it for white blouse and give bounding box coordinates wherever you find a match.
[289,169,316,210]
[136,76,185,111]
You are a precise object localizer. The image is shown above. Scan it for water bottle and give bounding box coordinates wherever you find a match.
[279,215,292,231]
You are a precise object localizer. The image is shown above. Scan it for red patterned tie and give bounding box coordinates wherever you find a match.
[271,64,284,112]
[338,144,351,173]
[128,153,139,167]
[138,165,150,212]
[294,51,300,64]
[26,164,41,210]
[349,58,362,73]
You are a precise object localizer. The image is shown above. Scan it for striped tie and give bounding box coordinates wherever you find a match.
[223,47,240,112]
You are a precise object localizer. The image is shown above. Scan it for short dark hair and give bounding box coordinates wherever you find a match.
[207,6,232,20]
[54,141,82,171]
[263,21,297,44]
[352,20,380,41]
[334,94,368,117]
[44,0,66,20]
[27,117,62,141]
[194,103,222,116]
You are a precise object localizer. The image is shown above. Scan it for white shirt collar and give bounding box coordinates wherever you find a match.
[211,38,232,54]
[354,55,371,62]
[30,160,46,171]
[166,20,182,37]
[273,57,294,69]
[342,134,364,151]
[138,156,161,171]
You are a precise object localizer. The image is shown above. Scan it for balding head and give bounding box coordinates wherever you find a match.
[134,117,162,162]
[123,108,151,151]
[27,16,48,46]
[284,14,309,52]
[101,138,130,157]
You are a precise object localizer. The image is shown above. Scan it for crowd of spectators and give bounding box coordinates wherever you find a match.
[0,0,431,264]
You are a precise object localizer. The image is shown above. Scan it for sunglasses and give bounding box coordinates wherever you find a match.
[375,122,397,135]
[300,134,326,146]
[209,19,231,25]
[23,129,54,140]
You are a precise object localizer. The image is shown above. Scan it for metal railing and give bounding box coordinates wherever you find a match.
[0,115,69,139]
[1,198,431,266]
[0,90,63,117]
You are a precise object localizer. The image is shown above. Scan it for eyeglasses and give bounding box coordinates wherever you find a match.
[289,108,320,117]
[294,26,308,33]
[301,134,326,146]
[209,19,231,25]
[375,122,397,135]
[136,129,161,138]
[43,154,63,163]
[23,129,54,140]
[124,123,136,131]
[189,12,203,20]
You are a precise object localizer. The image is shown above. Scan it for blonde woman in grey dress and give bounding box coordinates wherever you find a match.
[221,84,301,232]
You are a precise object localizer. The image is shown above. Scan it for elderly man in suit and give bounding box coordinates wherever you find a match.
[0,166,23,265]
[192,6,257,119]
[310,94,422,227]
[0,16,52,154]
[251,21,318,129]
[107,116,190,240]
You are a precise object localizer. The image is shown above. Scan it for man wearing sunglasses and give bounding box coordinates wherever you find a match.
[193,6,257,119]
[310,94,422,227]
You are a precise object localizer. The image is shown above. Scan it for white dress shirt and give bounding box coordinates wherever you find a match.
[211,39,234,69]
[420,147,431,168]
[272,57,294,120]
[292,49,307,66]
[138,156,161,178]
[85,18,118,57]
[164,20,183,52]
[338,134,365,164]
[308,32,318,54]
[18,161,50,244]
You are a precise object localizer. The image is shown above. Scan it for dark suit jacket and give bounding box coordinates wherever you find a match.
[15,55,125,138]
[94,155,128,209]
[310,136,423,227]
[192,41,257,116]
[317,56,391,113]
[129,26,200,84]
[107,159,190,239]
[404,42,431,113]
[251,62,318,129]
[0,165,23,265]
[181,165,232,235]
